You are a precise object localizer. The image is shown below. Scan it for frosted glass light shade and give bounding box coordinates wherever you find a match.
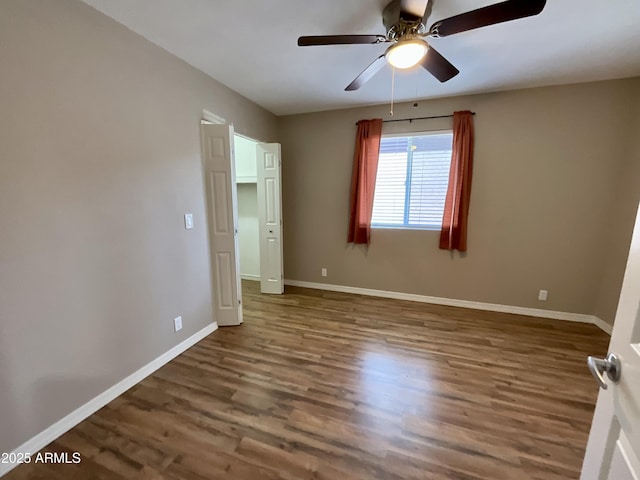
[385,40,428,69]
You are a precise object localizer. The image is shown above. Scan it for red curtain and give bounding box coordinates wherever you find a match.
[440,111,474,252]
[348,119,383,244]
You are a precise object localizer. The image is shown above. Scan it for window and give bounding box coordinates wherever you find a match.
[371,131,453,230]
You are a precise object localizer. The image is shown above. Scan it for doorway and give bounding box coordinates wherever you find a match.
[200,119,283,327]
[234,133,284,296]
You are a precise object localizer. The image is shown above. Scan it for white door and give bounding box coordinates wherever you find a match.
[256,143,284,294]
[581,204,640,479]
[201,124,243,326]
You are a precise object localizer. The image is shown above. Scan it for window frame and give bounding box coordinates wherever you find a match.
[371,129,453,232]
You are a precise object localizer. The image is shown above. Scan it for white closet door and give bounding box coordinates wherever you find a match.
[201,124,243,325]
[256,143,284,294]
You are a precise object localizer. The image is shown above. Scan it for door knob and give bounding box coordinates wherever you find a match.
[587,353,621,390]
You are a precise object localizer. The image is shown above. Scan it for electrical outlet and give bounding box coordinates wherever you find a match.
[538,290,548,301]
[321,268,327,277]
[174,316,183,332]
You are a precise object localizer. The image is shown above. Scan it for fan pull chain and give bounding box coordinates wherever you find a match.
[390,66,396,116]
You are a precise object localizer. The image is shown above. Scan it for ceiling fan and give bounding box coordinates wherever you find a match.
[297,0,547,91]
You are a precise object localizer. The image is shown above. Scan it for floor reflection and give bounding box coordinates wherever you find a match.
[356,348,435,428]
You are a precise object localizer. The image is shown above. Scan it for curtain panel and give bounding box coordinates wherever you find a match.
[440,110,474,252]
[347,119,383,245]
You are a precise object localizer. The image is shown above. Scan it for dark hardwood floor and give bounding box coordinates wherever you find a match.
[6,281,609,479]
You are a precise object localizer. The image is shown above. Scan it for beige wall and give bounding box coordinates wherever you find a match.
[0,0,277,453]
[595,93,640,323]
[279,78,640,322]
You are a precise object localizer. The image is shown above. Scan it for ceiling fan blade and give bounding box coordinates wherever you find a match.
[429,0,546,37]
[399,0,429,22]
[420,46,459,82]
[345,55,387,91]
[298,35,387,46]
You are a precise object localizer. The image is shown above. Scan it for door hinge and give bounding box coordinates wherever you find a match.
[238,299,241,305]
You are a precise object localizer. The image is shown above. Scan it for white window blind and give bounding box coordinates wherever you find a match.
[371,132,453,230]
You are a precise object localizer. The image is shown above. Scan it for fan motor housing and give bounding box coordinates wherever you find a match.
[382,0,426,38]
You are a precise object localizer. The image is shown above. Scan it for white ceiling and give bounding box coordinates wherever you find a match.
[82,0,640,116]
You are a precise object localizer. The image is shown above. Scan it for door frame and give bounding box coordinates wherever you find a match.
[199,110,284,320]
[201,109,226,125]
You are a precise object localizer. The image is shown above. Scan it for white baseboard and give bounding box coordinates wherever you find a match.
[590,316,613,335]
[284,279,612,335]
[240,274,260,281]
[0,322,218,478]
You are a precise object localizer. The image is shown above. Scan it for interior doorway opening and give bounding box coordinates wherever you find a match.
[200,115,283,327]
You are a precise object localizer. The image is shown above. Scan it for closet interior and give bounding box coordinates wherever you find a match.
[235,135,260,283]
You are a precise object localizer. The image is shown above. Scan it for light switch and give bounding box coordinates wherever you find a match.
[184,213,194,230]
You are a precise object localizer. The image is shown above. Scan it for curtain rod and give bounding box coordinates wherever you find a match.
[356,112,476,125]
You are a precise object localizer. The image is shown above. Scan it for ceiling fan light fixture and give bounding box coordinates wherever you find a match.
[385,39,428,69]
